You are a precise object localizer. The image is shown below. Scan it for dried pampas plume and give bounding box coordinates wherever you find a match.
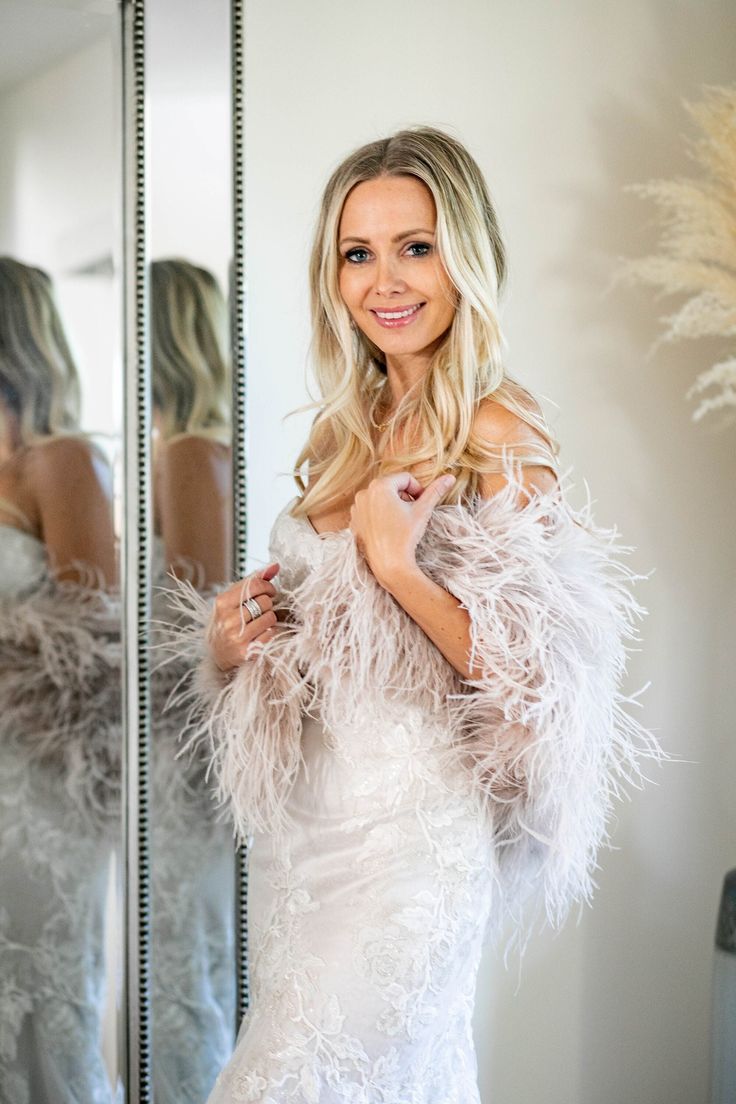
[619,83,736,425]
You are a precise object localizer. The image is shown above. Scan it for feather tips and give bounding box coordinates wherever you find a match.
[152,575,310,839]
[419,459,667,956]
[0,578,121,826]
[160,457,667,957]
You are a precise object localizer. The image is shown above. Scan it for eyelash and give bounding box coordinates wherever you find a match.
[343,242,433,264]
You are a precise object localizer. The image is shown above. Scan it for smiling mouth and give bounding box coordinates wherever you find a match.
[370,302,426,328]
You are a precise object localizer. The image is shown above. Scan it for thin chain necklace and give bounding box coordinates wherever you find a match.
[369,390,397,433]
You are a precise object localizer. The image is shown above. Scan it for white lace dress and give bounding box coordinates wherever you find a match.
[0,524,116,1104]
[205,507,495,1104]
[163,462,667,1104]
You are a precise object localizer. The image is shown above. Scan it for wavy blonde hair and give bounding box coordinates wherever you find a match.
[0,257,80,445]
[289,125,559,515]
[151,259,231,443]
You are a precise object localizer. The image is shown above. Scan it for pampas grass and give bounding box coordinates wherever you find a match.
[619,83,736,424]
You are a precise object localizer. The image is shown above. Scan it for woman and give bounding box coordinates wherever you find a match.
[169,127,667,1103]
[0,257,119,1103]
[150,257,236,1101]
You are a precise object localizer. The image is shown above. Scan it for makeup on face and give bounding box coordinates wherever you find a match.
[337,176,456,363]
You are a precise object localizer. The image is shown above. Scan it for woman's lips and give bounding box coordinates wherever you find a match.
[369,302,426,328]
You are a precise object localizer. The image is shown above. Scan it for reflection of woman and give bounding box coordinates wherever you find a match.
[150,258,235,1102]
[0,257,119,1103]
[152,258,232,587]
[173,129,667,1102]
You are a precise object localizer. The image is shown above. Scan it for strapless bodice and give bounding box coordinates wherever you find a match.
[0,523,47,598]
[267,495,344,591]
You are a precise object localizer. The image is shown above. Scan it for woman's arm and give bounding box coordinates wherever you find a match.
[358,401,559,679]
[29,436,116,587]
[155,435,232,587]
[373,463,558,680]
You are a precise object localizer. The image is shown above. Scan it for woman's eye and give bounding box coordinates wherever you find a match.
[344,248,370,264]
[406,242,432,257]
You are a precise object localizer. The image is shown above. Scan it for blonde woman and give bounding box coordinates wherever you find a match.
[0,257,119,1103]
[170,127,666,1103]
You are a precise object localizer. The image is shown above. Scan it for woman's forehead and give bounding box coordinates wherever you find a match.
[339,176,436,239]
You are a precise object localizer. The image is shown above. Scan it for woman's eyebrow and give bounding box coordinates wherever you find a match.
[338,228,435,246]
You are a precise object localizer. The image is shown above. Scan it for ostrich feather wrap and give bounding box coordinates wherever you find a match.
[0,569,121,826]
[157,459,668,954]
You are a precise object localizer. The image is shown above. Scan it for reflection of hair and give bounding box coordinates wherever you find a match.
[292,125,559,513]
[0,257,80,443]
[151,259,230,441]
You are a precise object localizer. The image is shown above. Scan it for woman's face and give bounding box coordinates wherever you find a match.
[337,174,457,366]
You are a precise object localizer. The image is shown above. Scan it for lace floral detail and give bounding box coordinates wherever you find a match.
[0,529,118,1104]
[0,745,116,1104]
[178,477,665,1103]
[204,500,497,1103]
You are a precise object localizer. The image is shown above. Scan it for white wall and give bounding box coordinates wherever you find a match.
[244,2,736,1102]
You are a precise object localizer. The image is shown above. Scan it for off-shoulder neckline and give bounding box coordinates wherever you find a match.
[0,521,45,548]
[285,474,569,543]
[284,495,347,540]
[303,513,347,540]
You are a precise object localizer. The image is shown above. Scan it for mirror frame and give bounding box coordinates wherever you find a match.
[230,0,251,1029]
[120,0,247,1098]
[120,0,151,1098]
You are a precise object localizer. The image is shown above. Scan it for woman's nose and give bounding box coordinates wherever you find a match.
[373,255,407,297]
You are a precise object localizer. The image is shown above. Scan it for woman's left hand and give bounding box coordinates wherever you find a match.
[349,471,456,585]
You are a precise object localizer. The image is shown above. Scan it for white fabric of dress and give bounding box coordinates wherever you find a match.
[160,460,669,1104]
[0,524,117,1104]
[204,514,495,1104]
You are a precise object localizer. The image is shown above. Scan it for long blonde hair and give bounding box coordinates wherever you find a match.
[0,257,80,444]
[151,259,231,442]
[290,125,559,514]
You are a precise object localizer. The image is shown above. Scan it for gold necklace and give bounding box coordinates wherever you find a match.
[369,396,396,433]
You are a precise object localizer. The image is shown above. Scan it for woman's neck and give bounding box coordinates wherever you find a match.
[381,357,429,415]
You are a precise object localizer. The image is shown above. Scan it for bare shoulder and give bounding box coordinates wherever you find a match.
[160,433,229,468]
[157,435,231,504]
[472,397,544,445]
[472,398,559,500]
[27,435,111,493]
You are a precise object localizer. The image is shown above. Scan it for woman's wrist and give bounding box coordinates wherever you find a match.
[373,557,424,598]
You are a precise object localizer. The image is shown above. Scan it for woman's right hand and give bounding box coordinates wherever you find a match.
[206,562,282,673]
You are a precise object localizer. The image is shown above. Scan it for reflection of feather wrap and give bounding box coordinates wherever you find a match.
[161,458,670,954]
[0,574,121,827]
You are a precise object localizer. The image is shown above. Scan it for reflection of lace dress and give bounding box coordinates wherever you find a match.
[0,524,116,1104]
[151,535,236,1103]
[166,462,668,1104]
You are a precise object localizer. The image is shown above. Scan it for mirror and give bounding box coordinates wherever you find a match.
[0,2,122,1101]
[147,0,237,1099]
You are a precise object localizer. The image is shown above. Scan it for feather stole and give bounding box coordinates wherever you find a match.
[0,576,121,826]
[160,459,669,954]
